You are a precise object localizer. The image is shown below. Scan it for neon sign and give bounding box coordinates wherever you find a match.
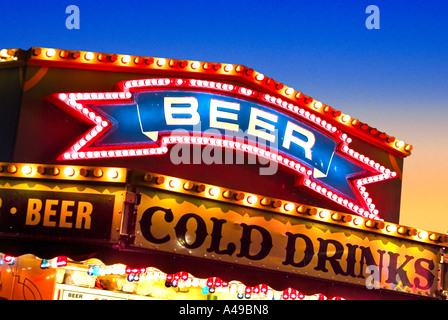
[47,78,398,220]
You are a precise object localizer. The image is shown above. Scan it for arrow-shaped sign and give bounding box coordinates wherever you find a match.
[47,78,397,220]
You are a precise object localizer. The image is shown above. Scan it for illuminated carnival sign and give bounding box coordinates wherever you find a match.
[47,78,398,220]
[133,190,440,297]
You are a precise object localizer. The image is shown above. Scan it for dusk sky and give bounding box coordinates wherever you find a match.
[1,0,447,233]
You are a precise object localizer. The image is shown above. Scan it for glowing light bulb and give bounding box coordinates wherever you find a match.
[224,64,233,72]
[21,165,32,175]
[64,167,75,177]
[247,195,257,204]
[318,210,330,219]
[169,179,180,188]
[209,187,220,197]
[46,48,56,58]
[85,52,94,61]
[191,61,200,69]
[352,217,363,226]
[107,169,119,179]
[418,231,428,239]
[386,224,397,233]
[157,58,166,67]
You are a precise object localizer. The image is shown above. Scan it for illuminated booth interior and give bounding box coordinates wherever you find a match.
[0,47,446,300]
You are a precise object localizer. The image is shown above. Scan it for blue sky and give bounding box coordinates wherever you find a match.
[2,1,446,124]
[1,0,447,232]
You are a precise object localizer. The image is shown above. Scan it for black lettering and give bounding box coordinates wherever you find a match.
[139,206,173,244]
[414,258,435,290]
[344,244,359,277]
[340,245,384,279]
[174,213,207,249]
[357,246,383,279]
[375,250,386,282]
[237,223,273,260]
[282,232,314,267]
[314,238,344,275]
[207,217,236,256]
[386,252,413,288]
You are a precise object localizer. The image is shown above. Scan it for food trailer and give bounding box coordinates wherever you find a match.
[0,47,446,300]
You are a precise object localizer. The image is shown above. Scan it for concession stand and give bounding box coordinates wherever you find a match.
[0,47,446,300]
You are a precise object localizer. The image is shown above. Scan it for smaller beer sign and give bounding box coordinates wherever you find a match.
[0,187,116,240]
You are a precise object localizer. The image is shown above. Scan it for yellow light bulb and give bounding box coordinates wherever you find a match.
[21,165,32,175]
[247,195,258,204]
[285,87,294,95]
[169,179,180,188]
[64,167,75,177]
[224,64,233,72]
[85,52,94,60]
[191,61,200,69]
[386,224,397,233]
[157,58,166,67]
[46,48,56,58]
[107,169,119,179]
[418,231,428,239]
[209,187,220,197]
[318,210,330,219]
